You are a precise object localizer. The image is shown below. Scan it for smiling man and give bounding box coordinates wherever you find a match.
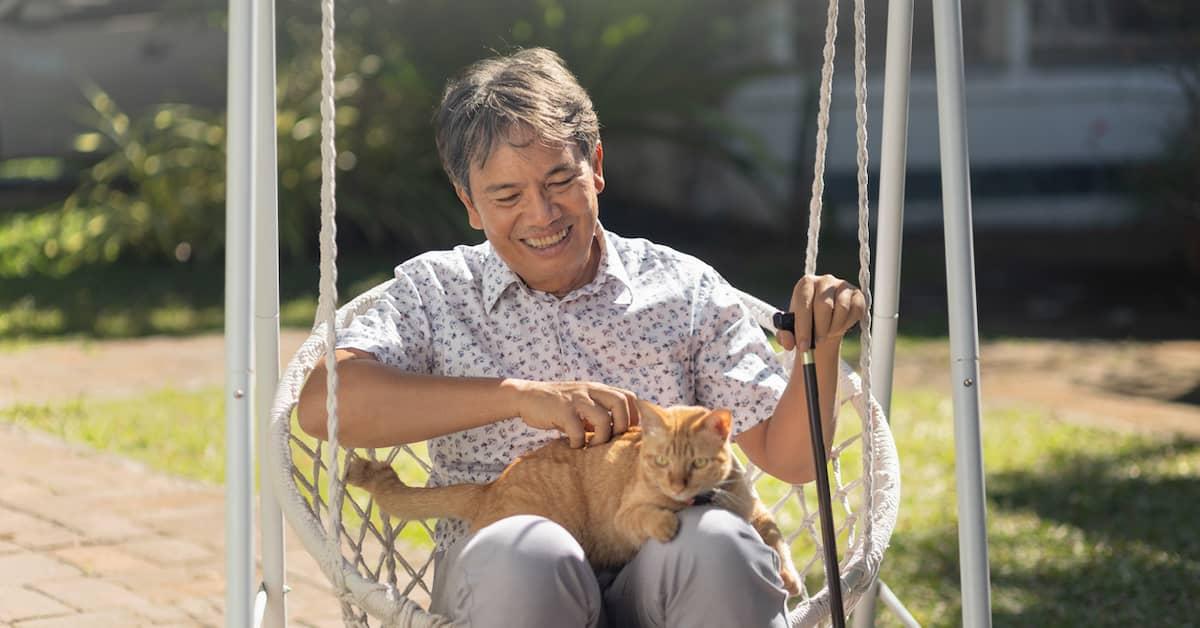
[297,47,865,628]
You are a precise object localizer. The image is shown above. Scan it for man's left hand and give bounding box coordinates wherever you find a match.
[775,274,866,351]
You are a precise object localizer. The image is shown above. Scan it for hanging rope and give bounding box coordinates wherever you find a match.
[805,0,841,276]
[851,0,878,553]
[316,0,360,624]
[801,0,879,597]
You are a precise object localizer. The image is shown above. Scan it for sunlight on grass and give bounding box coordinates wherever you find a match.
[2,384,1196,626]
[1,389,224,482]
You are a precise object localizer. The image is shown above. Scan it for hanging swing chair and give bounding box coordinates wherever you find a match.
[267,0,900,626]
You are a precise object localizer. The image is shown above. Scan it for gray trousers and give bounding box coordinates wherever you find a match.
[429,506,789,628]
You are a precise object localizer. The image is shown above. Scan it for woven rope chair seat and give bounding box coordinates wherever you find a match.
[268,280,901,627]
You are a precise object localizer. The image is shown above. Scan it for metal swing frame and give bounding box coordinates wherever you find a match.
[223,1,993,626]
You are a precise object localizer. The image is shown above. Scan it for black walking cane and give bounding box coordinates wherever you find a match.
[773,310,846,628]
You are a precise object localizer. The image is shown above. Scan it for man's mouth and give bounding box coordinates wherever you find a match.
[522,226,570,250]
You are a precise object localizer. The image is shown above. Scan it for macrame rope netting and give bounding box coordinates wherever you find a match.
[272,0,894,626]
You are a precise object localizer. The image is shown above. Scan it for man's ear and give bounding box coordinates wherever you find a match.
[455,184,484,230]
[591,142,605,194]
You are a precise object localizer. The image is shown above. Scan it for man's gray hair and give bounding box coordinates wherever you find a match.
[434,48,600,194]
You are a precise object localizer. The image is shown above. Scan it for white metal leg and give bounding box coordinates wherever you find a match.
[931,0,993,625]
[253,0,287,626]
[225,0,256,625]
[853,0,915,624]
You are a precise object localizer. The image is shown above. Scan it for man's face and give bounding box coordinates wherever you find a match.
[456,133,605,297]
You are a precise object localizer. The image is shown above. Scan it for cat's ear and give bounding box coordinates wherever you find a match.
[702,409,733,440]
[637,400,666,438]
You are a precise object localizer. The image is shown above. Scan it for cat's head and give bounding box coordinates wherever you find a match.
[636,401,734,504]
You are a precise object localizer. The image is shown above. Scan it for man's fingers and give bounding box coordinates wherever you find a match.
[852,289,867,325]
[814,287,836,341]
[559,414,587,449]
[589,388,630,435]
[576,400,612,445]
[789,276,817,349]
[625,391,641,427]
[830,286,854,334]
[776,329,796,351]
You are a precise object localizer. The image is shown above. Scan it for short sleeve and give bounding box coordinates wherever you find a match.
[692,271,788,436]
[336,270,434,374]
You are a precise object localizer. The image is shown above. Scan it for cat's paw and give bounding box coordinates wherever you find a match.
[645,511,680,543]
[344,458,396,489]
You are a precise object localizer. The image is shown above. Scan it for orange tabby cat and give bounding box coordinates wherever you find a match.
[345,401,801,595]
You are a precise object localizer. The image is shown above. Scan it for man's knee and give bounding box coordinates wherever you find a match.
[646,507,779,575]
[458,515,589,580]
[436,516,602,627]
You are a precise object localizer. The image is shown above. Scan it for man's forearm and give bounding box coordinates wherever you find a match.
[297,357,522,448]
[760,340,842,484]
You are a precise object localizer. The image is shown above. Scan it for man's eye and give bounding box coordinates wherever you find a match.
[495,195,519,204]
[550,178,573,187]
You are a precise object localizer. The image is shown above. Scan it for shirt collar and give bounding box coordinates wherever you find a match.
[481,227,634,311]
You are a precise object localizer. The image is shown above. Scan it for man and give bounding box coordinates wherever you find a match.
[298,47,865,628]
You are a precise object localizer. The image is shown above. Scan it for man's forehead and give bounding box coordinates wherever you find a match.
[471,138,583,179]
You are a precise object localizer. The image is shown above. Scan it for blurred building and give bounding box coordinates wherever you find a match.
[0,0,224,161]
[609,0,1193,235]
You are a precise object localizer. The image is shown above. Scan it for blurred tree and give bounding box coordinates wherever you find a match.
[1131,0,1200,273]
[0,0,778,276]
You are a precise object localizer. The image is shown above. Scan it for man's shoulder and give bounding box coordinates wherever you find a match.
[607,231,720,284]
[391,242,490,292]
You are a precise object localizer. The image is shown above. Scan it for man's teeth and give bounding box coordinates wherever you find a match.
[525,228,568,249]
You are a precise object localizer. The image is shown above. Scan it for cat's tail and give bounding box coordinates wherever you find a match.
[344,457,484,522]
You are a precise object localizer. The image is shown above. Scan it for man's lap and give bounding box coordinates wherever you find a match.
[430,508,789,628]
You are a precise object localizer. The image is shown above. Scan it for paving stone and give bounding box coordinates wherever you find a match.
[13,609,149,628]
[141,511,224,551]
[0,586,72,623]
[124,600,193,624]
[52,544,157,576]
[120,536,212,566]
[0,509,47,539]
[110,565,223,606]
[29,576,147,612]
[174,595,222,625]
[6,526,83,552]
[0,553,81,586]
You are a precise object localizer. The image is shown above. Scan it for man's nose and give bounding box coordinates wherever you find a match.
[527,190,562,225]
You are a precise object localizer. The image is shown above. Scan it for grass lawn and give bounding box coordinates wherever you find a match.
[3,380,1196,626]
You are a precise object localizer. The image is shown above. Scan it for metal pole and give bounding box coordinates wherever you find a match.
[930,0,993,625]
[852,1,914,625]
[867,0,914,421]
[253,0,286,626]
[225,0,255,625]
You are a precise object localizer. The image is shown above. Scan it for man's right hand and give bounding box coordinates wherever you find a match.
[506,379,641,448]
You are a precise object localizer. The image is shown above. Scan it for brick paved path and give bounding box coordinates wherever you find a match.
[0,332,370,627]
[0,424,352,627]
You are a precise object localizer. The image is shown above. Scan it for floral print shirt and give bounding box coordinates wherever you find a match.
[338,229,788,550]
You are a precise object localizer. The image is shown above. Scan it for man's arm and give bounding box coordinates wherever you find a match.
[735,275,864,485]
[736,339,841,485]
[297,349,639,449]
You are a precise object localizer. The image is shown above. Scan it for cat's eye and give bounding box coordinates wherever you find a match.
[654,455,669,467]
[692,458,709,469]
